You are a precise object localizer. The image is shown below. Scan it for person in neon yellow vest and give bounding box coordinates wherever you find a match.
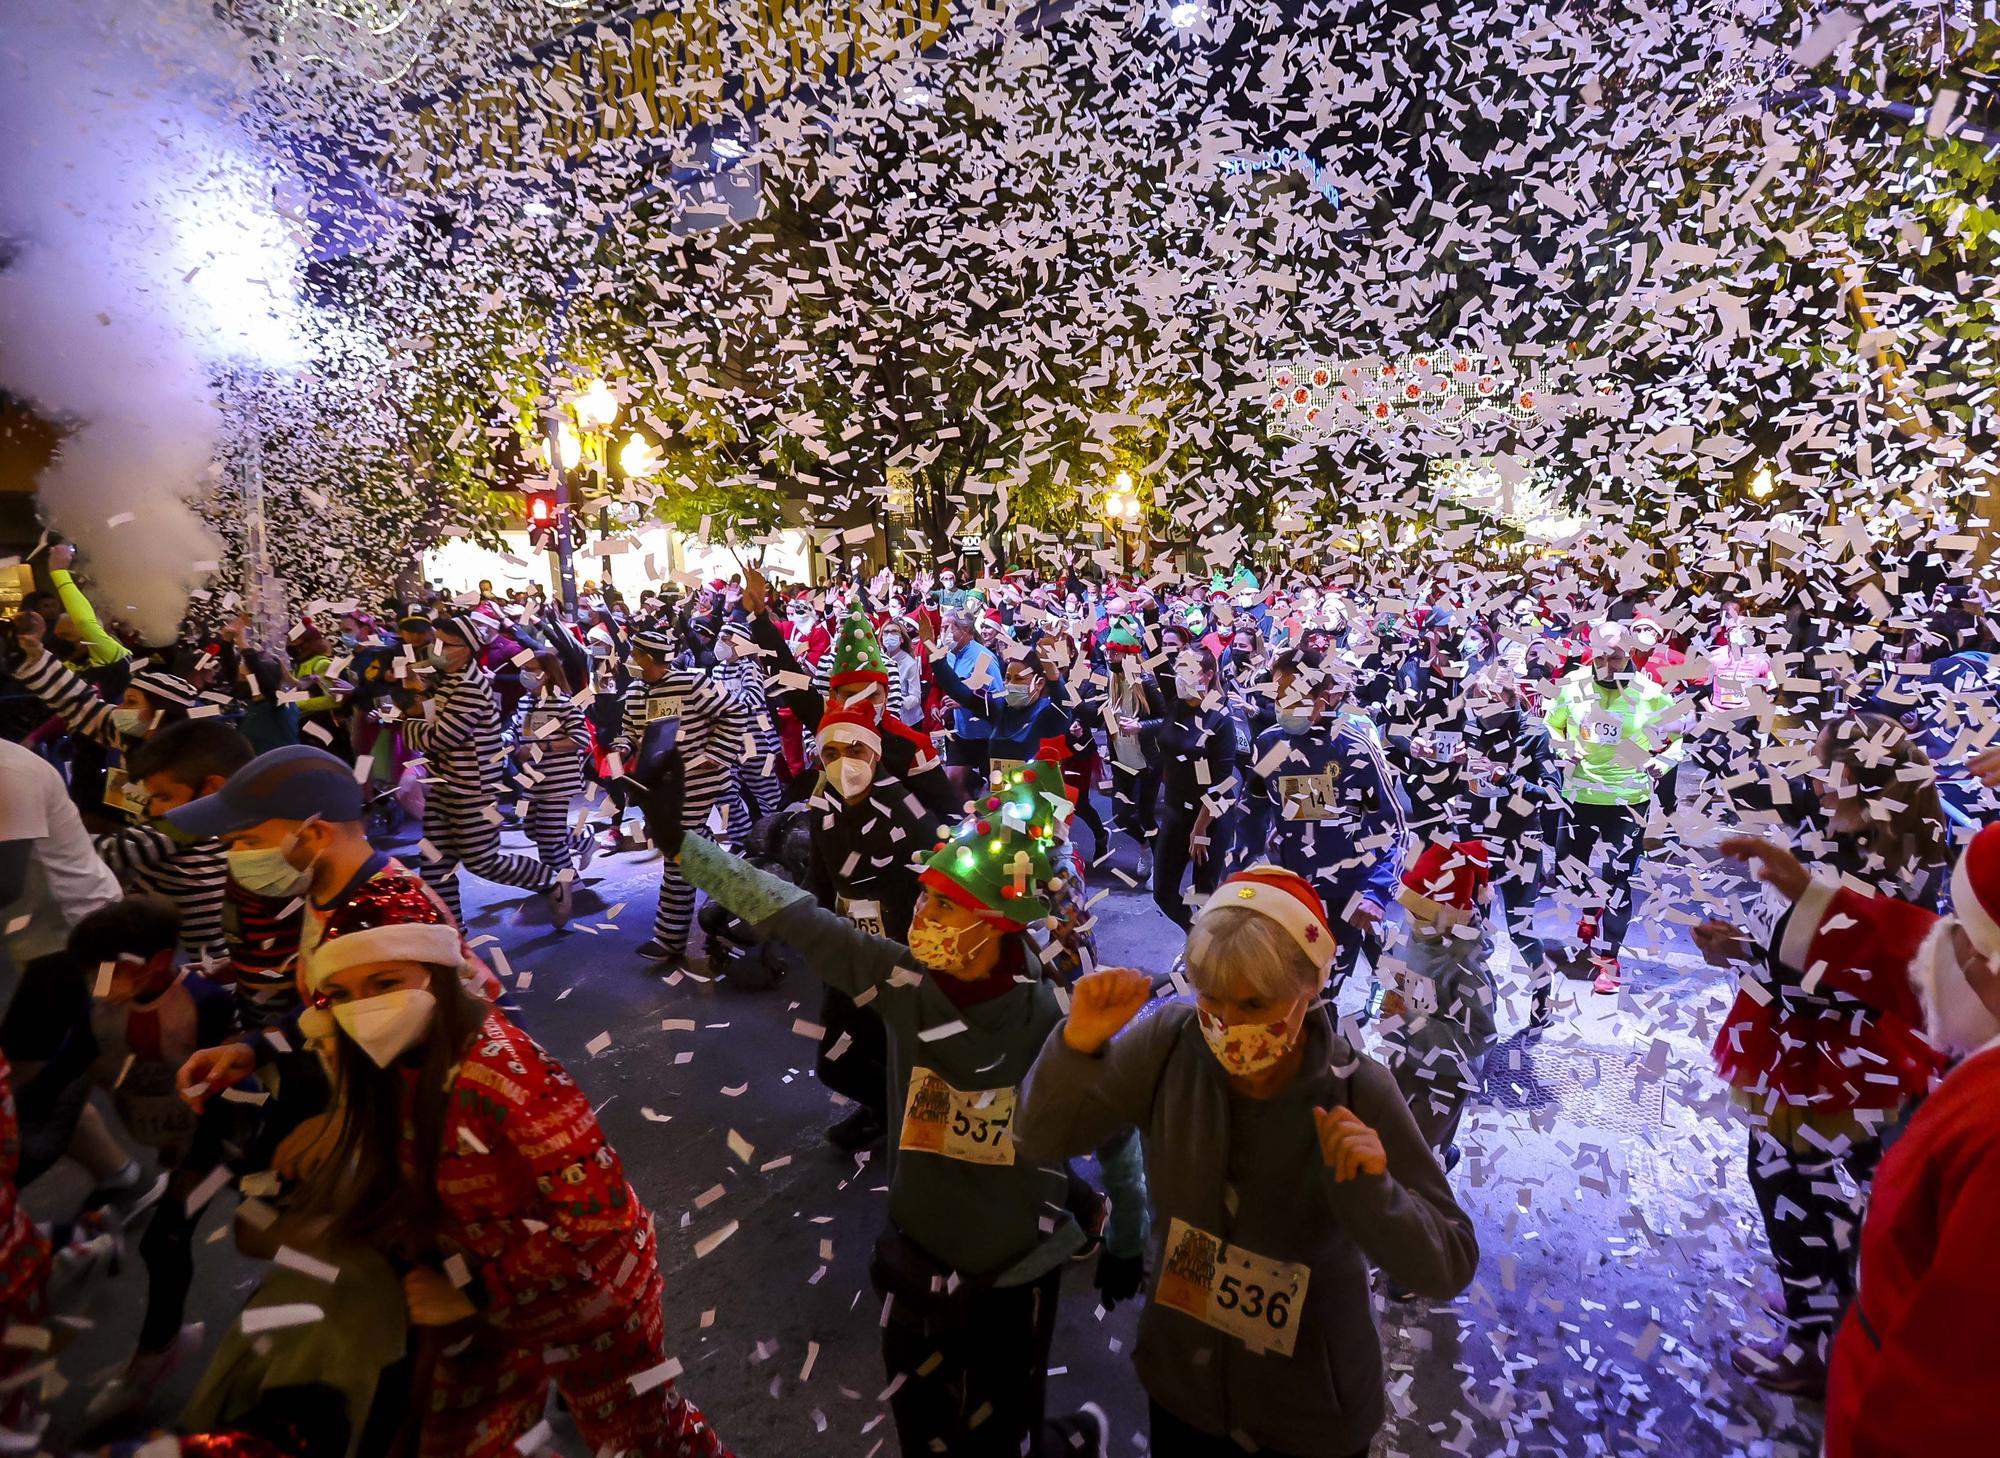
[1542,621,1687,995]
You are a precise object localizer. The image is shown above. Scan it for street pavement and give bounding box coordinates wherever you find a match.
[24,811,1828,1458]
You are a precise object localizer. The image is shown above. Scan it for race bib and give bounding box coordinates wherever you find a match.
[1463,751,1500,794]
[1275,771,1337,821]
[988,756,1026,784]
[1583,712,1623,745]
[837,896,885,937]
[102,767,148,817]
[898,1066,1018,1166]
[524,708,564,738]
[644,693,685,724]
[1154,1217,1309,1357]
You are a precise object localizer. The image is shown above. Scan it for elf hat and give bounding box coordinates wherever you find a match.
[631,628,677,659]
[309,874,462,989]
[827,607,888,693]
[817,702,882,754]
[1199,866,1335,977]
[921,798,1060,927]
[1397,840,1491,928]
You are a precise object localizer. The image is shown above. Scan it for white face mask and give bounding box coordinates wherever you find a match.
[828,757,873,799]
[227,845,312,899]
[714,640,736,662]
[520,669,546,693]
[1197,1000,1306,1076]
[882,633,904,652]
[940,576,957,590]
[333,988,437,1068]
[1175,672,1205,702]
[1277,706,1314,735]
[111,707,151,738]
[1004,682,1034,709]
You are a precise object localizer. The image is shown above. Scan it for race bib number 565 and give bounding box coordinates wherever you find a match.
[1153,1217,1309,1356]
[898,1067,1018,1166]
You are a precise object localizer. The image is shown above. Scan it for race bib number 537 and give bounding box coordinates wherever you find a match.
[1153,1217,1309,1356]
[898,1067,1017,1166]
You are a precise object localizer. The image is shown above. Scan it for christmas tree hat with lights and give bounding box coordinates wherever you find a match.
[827,605,888,696]
[920,785,1062,927]
[991,757,1076,842]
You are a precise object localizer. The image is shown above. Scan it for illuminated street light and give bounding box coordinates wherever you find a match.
[1749,463,1775,500]
[554,420,582,471]
[619,432,661,478]
[571,377,618,431]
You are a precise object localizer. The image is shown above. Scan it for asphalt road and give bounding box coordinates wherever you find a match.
[22,810,1827,1458]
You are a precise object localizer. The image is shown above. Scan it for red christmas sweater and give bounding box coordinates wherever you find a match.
[404,1011,656,1341]
[1825,1044,2000,1458]
[0,1052,49,1319]
[1712,879,1944,1110]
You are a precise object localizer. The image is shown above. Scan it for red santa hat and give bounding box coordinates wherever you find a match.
[309,875,462,989]
[1397,840,1491,928]
[816,701,882,754]
[1950,823,2000,961]
[1199,866,1335,977]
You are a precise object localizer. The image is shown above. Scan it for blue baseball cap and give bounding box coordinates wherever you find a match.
[165,745,366,837]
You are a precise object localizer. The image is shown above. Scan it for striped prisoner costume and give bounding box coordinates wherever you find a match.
[401,663,555,920]
[510,689,590,874]
[710,655,784,819]
[14,653,227,958]
[615,667,734,954]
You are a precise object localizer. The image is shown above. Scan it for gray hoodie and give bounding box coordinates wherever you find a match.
[1017,1001,1478,1457]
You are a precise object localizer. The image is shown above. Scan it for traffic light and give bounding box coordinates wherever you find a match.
[524,487,558,550]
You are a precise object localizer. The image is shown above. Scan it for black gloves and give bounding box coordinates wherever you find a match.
[627,736,686,856]
[1094,1249,1146,1310]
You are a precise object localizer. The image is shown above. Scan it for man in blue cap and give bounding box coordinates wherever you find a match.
[167,745,487,1119]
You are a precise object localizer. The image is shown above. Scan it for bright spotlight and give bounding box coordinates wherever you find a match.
[1167,2,1208,28]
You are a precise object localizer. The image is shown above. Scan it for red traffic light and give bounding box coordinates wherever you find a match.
[529,495,552,523]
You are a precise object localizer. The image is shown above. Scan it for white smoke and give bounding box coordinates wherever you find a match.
[0,0,309,641]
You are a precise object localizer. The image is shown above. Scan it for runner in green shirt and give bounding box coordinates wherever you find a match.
[1542,622,1686,994]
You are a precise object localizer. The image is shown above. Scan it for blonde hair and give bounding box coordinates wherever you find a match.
[1185,906,1319,1001]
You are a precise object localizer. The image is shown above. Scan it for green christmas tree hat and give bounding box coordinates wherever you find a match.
[991,758,1076,844]
[920,786,1061,926]
[828,605,888,693]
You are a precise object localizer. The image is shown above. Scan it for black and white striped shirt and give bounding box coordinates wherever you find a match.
[402,664,506,800]
[711,658,783,766]
[97,824,228,958]
[511,690,590,798]
[615,670,733,804]
[18,651,131,753]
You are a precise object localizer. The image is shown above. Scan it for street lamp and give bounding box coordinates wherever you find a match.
[1749,463,1775,500]
[573,377,618,432]
[619,432,661,479]
[1102,473,1144,571]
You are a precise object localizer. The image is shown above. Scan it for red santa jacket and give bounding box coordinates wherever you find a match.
[1712,880,1944,1110]
[1825,1043,2000,1457]
[406,1010,656,1342]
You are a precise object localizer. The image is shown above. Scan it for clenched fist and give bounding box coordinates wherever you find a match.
[1063,967,1153,1054]
[1313,1105,1387,1181]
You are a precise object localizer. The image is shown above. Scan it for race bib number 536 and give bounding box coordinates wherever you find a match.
[898,1067,1017,1166]
[1153,1217,1309,1356]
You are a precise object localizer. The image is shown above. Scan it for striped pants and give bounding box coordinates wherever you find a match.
[422,793,555,921]
[652,794,724,953]
[523,786,580,873]
[739,766,782,821]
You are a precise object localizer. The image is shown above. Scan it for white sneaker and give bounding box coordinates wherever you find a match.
[81,1323,203,1431]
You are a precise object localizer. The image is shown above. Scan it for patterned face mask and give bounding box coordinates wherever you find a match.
[1197,1001,1304,1075]
[906,915,986,974]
